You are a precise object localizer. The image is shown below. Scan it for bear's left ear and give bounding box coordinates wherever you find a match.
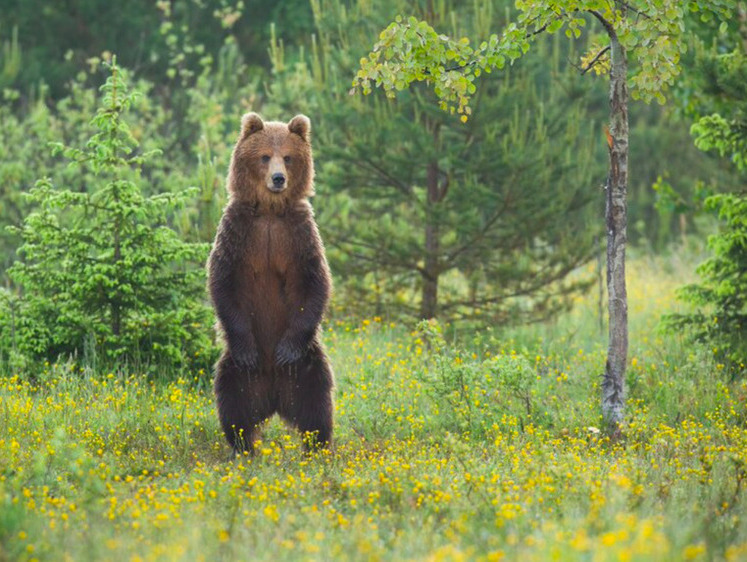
[288,114,311,142]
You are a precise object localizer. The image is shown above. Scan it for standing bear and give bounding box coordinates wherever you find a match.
[208,112,334,454]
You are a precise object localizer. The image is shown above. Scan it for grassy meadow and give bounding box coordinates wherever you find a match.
[1,251,746,561]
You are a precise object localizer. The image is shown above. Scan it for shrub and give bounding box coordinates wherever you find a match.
[665,193,746,378]
[3,61,217,374]
[413,320,541,436]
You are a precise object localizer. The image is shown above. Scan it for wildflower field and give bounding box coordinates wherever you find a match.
[1,253,746,562]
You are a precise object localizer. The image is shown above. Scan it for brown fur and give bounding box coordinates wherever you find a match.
[208,113,333,454]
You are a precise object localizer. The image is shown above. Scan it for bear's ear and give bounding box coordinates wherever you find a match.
[240,112,264,138]
[288,114,311,142]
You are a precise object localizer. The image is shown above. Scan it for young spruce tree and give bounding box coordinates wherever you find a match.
[5,61,215,373]
[667,41,747,378]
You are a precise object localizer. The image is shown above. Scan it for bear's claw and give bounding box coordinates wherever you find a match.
[231,346,258,371]
[275,338,303,366]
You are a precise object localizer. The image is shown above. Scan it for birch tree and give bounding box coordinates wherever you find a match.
[353,0,732,435]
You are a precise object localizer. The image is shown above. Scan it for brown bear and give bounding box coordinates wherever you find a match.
[207,112,334,454]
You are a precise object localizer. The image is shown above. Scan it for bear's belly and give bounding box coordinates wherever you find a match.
[243,219,295,361]
[247,270,291,359]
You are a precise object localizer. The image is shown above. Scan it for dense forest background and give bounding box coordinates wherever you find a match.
[0,0,744,372]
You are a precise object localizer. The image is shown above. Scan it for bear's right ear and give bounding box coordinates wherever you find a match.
[240,112,264,138]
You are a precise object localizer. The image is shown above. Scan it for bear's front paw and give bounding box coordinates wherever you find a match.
[231,346,258,371]
[275,338,304,367]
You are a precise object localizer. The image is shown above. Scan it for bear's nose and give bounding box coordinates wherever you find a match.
[272,173,286,186]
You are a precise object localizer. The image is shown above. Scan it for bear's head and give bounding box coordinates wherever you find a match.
[227,112,314,211]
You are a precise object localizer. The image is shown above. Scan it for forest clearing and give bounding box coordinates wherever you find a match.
[2,254,746,561]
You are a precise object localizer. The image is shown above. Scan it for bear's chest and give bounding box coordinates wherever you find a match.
[247,217,293,276]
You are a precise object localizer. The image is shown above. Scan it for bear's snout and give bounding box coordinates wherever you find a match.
[266,156,288,192]
[271,173,286,189]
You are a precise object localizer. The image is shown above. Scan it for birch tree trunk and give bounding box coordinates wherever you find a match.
[602,25,629,435]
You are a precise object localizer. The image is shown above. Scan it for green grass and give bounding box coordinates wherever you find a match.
[1,252,746,561]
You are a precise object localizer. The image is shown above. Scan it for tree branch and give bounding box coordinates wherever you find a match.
[439,12,566,73]
[526,17,557,38]
[617,1,652,20]
[587,10,616,37]
[347,155,415,197]
[438,264,584,312]
[445,197,511,265]
[581,45,611,75]
[325,235,424,276]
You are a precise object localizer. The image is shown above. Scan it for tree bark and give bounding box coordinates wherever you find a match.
[421,157,440,319]
[602,26,629,436]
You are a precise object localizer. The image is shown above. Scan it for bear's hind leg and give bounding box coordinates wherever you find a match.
[214,353,273,455]
[277,343,334,450]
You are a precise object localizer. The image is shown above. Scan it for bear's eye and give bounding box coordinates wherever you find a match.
[261,155,271,164]
[283,156,292,164]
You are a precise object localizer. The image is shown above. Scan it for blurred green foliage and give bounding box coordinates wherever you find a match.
[0,0,313,99]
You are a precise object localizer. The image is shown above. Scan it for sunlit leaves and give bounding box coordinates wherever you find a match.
[580,39,611,76]
[354,1,733,114]
[355,16,477,114]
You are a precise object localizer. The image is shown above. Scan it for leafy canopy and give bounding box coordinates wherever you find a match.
[353,0,733,116]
